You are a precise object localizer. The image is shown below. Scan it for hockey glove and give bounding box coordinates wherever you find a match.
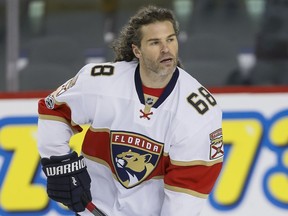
[41,151,92,212]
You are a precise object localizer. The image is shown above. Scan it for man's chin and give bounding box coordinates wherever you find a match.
[158,67,176,77]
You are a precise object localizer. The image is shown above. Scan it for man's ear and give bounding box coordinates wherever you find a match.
[132,44,141,58]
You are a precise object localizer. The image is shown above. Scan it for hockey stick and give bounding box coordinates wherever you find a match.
[82,193,108,216]
[86,201,108,216]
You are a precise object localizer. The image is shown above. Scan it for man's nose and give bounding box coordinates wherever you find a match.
[161,42,169,53]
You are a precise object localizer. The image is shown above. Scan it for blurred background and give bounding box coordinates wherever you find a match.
[0,1,288,216]
[0,0,287,92]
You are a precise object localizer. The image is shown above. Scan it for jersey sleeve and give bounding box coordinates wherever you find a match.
[37,64,95,157]
[161,104,223,216]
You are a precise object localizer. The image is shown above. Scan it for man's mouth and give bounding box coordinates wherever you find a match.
[160,58,173,63]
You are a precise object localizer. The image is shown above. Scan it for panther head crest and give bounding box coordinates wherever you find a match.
[115,149,155,187]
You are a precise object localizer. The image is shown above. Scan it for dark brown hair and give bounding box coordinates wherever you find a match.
[112,5,180,62]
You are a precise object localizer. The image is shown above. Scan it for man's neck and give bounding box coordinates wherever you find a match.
[139,68,174,88]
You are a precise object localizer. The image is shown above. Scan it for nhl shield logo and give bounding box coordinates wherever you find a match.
[110,131,163,188]
[44,94,55,109]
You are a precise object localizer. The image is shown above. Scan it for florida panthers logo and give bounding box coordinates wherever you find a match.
[115,150,154,187]
[111,131,163,188]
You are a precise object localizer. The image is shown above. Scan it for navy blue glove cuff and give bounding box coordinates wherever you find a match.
[41,152,87,177]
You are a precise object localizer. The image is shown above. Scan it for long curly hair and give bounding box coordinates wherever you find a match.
[112,5,180,63]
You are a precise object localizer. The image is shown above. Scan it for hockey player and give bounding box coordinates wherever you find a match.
[38,5,224,216]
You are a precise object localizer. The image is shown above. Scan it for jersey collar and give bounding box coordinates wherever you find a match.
[134,64,179,108]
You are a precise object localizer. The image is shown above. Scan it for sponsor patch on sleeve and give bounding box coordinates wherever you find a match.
[209,128,224,160]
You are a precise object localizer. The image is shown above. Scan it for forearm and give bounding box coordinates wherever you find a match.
[37,119,74,158]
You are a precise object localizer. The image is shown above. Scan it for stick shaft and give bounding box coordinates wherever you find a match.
[81,193,107,216]
[86,201,107,216]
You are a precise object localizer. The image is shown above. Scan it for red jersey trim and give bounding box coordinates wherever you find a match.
[82,128,115,172]
[38,98,82,132]
[170,157,223,166]
[164,157,222,196]
[142,85,165,97]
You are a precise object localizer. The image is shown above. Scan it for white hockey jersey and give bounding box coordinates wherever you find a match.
[38,61,223,216]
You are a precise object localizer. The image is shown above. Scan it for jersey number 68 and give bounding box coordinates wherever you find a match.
[187,87,217,115]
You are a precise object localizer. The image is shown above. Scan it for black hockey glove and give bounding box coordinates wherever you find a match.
[41,151,92,212]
